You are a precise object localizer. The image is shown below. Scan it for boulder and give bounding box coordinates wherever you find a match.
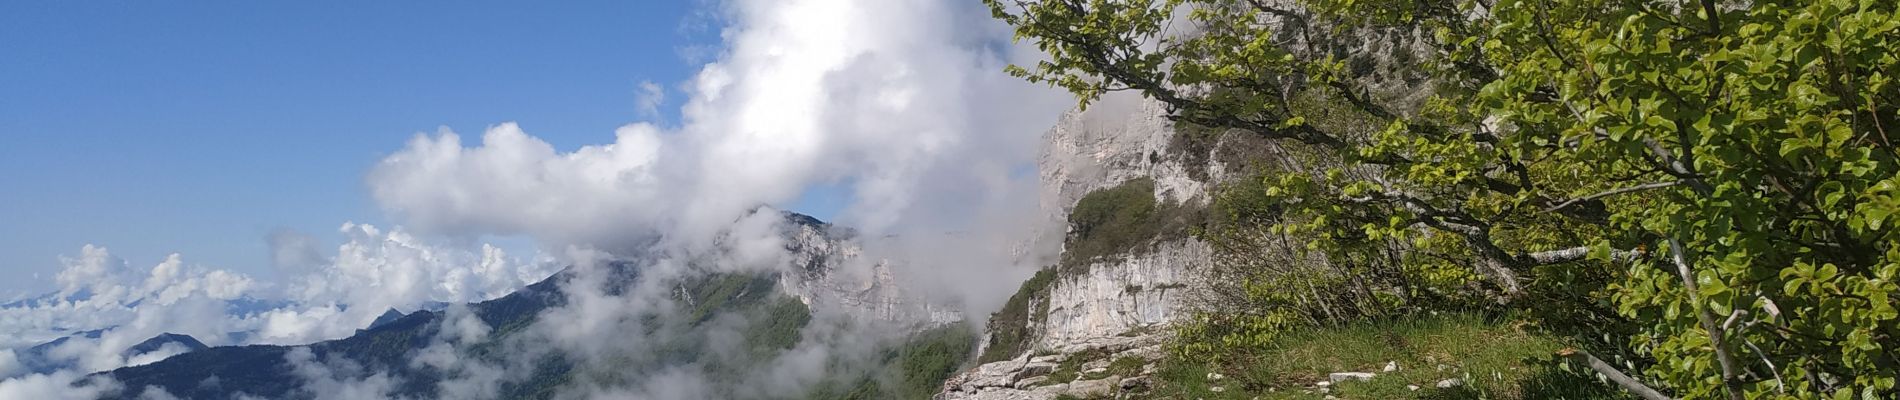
[1011,362,1058,381]
[1063,375,1121,398]
[1118,376,1150,391]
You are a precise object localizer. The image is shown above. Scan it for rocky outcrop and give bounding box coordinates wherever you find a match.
[1039,239,1207,350]
[1038,94,1207,214]
[939,334,1167,400]
[776,214,963,326]
[943,93,1217,399]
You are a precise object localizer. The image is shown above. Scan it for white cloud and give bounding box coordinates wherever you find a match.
[365,0,1068,305]
[338,1,1077,394]
[636,80,667,119]
[0,371,119,400]
[54,244,132,301]
[2,227,560,373]
[257,223,560,344]
[136,386,182,400]
[283,347,405,400]
[268,228,329,273]
[368,124,671,251]
[0,350,19,378]
[0,246,260,352]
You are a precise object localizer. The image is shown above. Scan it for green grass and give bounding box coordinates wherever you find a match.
[1142,314,1630,399]
[1107,355,1145,377]
[1038,347,1113,385]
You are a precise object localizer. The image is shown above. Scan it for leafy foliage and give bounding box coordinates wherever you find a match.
[990,0,1900,397]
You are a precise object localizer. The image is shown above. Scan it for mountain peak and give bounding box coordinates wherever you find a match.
[124,333,208,357]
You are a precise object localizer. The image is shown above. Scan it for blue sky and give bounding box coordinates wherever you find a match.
[0,1,849,294]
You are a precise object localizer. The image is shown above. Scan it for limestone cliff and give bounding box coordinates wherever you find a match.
[775,213,964,326]
[942,94,1218,399]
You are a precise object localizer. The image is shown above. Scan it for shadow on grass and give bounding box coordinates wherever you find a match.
[1517,363,1634,400]
[1417,385,1483,400]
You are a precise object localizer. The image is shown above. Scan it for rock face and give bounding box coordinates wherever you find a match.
[939,334,1167,400]
[776,213,963,326]
[942,94,1216,399]
[1040,240,1207,349]
[1035,94,1213,351]
[1038,94,1207,214]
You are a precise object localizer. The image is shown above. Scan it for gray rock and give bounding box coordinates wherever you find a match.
[1437,378,1464,388]
[1013,376,1048,390]
[1012,362,1057,381]
[1118,376,1150,391]
[1064,375,1121,398]
[1329,372,1377,383]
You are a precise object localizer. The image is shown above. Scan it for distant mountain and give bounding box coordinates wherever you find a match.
[365,308,406,331]
[98,212,973,400]
[102,260,587,400]
[14,331,209,376]
[124,333,208,358]
[16,329,106,375]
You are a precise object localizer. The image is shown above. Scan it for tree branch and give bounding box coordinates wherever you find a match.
[1644,139,1713,195]
[1545,181,1683,212]
[1669,239,1747,400]
[1523,246,1641,265]
[1559,348,1674,400]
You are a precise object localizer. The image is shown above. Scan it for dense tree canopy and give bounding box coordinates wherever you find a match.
[988,0,1899,398]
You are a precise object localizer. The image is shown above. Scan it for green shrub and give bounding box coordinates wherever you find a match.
[978,268,1058,363]
[800,322,978,400]
[1061,178,1204,269]
[891,324,977,399]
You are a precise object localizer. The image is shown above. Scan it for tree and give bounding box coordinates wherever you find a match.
[988,0,1900,398]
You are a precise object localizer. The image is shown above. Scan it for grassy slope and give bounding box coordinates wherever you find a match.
[1142,314,1630,400]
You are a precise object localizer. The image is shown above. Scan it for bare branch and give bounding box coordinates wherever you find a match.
[1644,139,1714,194]
[1669,239,1747,400]
[1523,246,1640,265]
[1559,348,1674,400]
[1545,181,1683,212]
[1737,318,1787,394]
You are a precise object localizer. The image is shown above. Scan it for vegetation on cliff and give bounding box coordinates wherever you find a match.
[979,268,1058,363]
[1061,177,1205,269]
